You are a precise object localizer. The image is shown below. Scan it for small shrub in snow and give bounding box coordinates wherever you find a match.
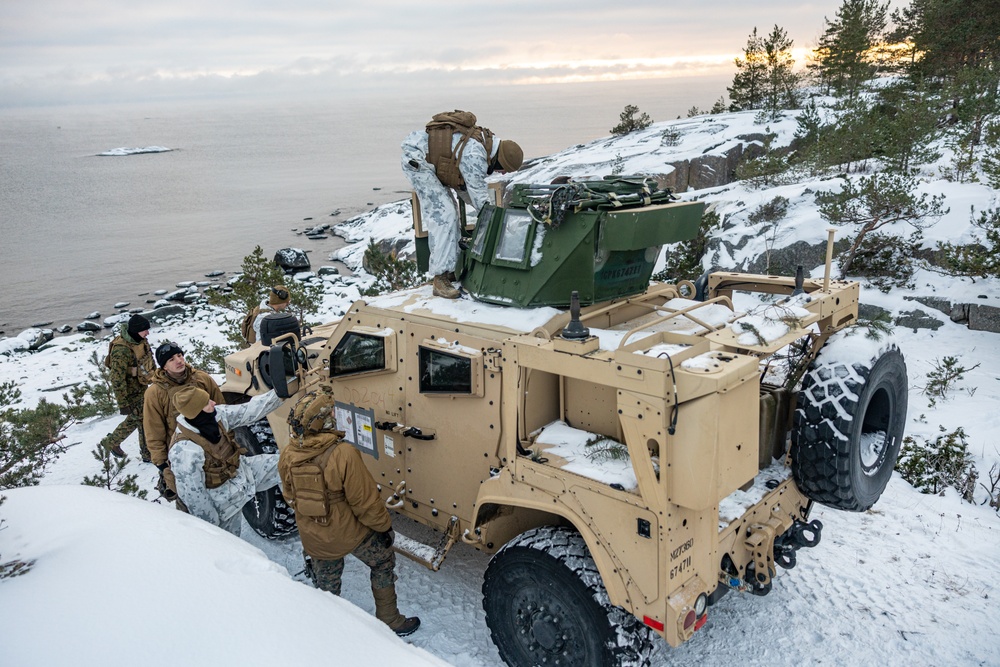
[610,153,625,176]
[660,129,681,147]
[747,196,789,225]
[62,351,116,420]
[849,231,923,292]
[81,445,148,500]
[896,426,977,502]
[980,462,1000,512]
[652,209,722,283]
[734,134,795,189]
[360,240,421,296]
[921,356,980,407]
[937,205,1000,280]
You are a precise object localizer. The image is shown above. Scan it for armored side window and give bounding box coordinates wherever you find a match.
[493,208,534,267]
[419,347,471,393]
[331,332,385,377]
[470,203,495,260]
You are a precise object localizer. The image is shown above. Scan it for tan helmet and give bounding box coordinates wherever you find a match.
[288,389,340,437]
[497,140,524,172]
[269,285,291,306]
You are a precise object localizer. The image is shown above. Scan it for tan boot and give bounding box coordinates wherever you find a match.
[372,585,421,636]
[432,274,460,299]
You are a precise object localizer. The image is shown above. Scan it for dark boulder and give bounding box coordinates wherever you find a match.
[274,247,310,274]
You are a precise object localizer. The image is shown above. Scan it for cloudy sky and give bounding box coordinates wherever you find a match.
[0,1,894,107]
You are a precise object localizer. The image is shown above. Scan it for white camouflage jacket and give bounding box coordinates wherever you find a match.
[169,390,282,526]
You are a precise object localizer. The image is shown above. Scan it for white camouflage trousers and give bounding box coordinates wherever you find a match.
[401,134,462,276]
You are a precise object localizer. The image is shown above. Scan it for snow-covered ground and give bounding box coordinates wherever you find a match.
[3,105,1000,666]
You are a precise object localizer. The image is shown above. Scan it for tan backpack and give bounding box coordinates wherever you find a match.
[425,110,494,190]
[240,306,261,346]
[103,336,153,383]
[288,445,339,524]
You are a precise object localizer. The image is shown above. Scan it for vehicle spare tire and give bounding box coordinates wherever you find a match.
[232,419,298,539]
[791,340,908,511]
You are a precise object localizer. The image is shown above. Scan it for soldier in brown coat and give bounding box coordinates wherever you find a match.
[278,391,420,636]
[143,341,224,502]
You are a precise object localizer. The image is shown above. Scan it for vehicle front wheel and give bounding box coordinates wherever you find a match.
[232,419,297,539]
[482,526,653,667]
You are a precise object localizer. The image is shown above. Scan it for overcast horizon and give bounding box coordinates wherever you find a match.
[0,1,908,109]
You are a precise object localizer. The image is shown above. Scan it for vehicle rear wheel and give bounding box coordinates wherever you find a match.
[483,526,653,667]
[232,419,298,539]
[791,341,908,511]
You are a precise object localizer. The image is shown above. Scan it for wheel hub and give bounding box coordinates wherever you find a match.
[515,601,569,661]
[530,611,561,651]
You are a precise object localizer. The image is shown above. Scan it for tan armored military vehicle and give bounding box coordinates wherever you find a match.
[221,179,907,666]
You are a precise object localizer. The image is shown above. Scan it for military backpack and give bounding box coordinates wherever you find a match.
[241,307,261,346]
[287,445,341,525]
[425,110,494,190]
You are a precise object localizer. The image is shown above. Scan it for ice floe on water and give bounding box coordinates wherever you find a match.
[98,146,173,156]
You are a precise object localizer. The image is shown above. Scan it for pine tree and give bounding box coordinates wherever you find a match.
[206,245,325,347]
[728,28,768,111]
[0,382,70,491]
[811,0,889,103]
[729,26,800,118]
[815,171,948,276]
[610,105,652,135]
[869,81,941,173]
[760,25,800,119]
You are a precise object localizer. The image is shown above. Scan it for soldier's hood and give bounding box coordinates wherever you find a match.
[151,363,194,387]
[285,432,344,459]
[117,322,141,345]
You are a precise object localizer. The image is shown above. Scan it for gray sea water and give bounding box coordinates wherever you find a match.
[0,75,729,335]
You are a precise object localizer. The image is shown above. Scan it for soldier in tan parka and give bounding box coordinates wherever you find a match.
[278,390,420,637]
[143,341,224,502]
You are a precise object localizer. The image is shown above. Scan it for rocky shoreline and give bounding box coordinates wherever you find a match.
[1,240,350,356]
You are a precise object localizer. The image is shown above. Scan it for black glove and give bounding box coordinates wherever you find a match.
[377,529,395,548]
[155,462,169,471]
[120,403,141,416]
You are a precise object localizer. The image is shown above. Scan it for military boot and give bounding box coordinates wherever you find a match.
[432,274,459,299]
[372,585,421,636]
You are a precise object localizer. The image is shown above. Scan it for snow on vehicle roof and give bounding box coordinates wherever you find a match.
[365,285,563,333]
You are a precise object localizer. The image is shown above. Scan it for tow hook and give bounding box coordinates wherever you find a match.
[774,519,823,570]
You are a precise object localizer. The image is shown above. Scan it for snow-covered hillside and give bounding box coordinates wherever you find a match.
[2,107,999,666]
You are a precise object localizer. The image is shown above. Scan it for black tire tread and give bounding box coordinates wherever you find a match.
[791,343,907,511]
[235,419,298,539]
[483,526,653,667]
